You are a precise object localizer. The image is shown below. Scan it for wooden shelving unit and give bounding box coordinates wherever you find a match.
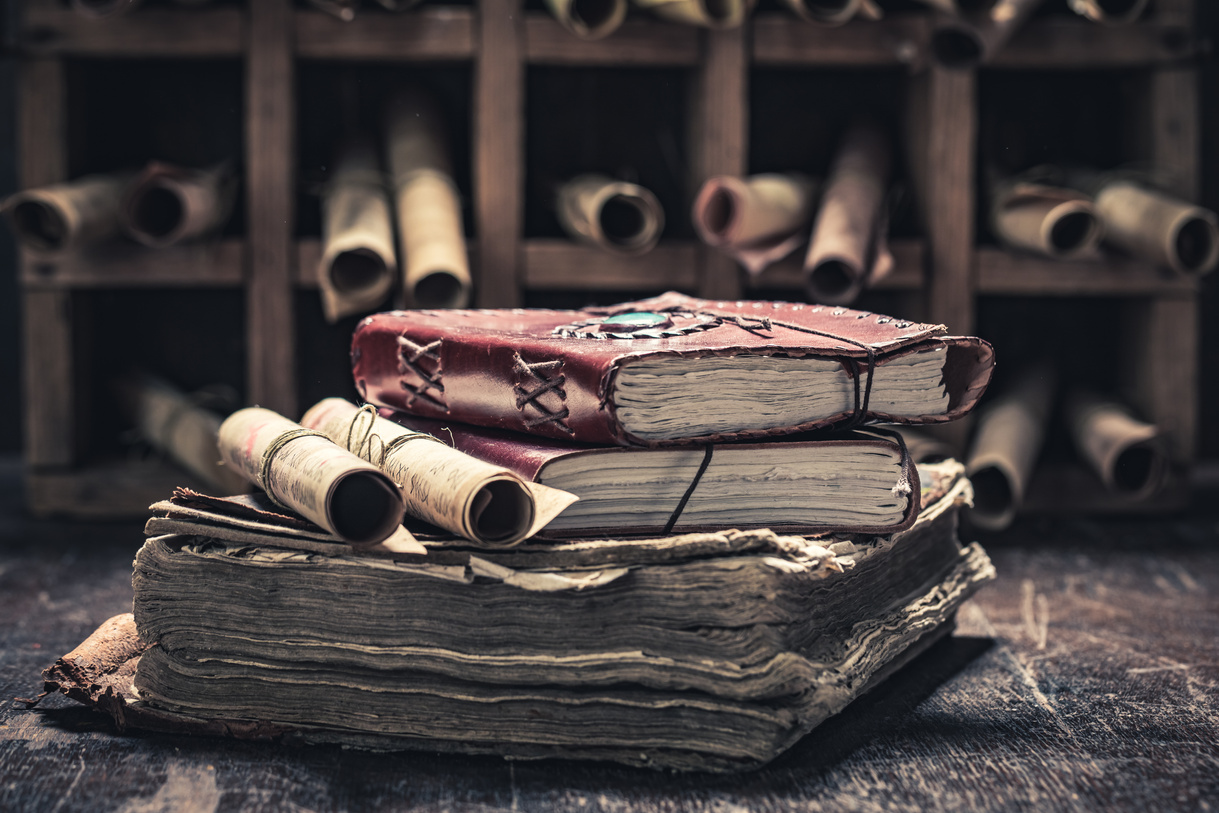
[12,0,1202,518]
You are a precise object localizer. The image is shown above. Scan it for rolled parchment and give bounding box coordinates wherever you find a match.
[302,398,578,547]
[965,365,1055,532]
[71,0,144,17]
[122,162,236,248]
[1067,0,1147,24]
[1090,180,1219,277]
[3,173,131,255]
[895,428,955,465]
[633,0,753,29]
[544,0,628,39]
[115,373,250,496]
[373,0,424,10]
[555,175,665,256]
[308,0,360,21]
[931,0,1048,69]
[804,122,893,305]
[780,0,875,25]
[385,88,472,309]
[318,138,397,323]
[1066,390,1167,499]
[218,407,406,546]
[692,173,818,276]
[989,176,1103,260]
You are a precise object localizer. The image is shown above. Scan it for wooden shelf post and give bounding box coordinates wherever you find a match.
[246,0,297,418]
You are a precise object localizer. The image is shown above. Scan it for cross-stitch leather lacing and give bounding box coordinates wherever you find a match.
[513,353,574,433]
[397,335,445,408]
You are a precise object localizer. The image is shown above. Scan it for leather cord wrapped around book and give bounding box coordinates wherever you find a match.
[692,173,818,276]
[218,407,406,546]
[384,87,472,309]
[555,175,665,256]
[804,121,894,306]
[301,398,577,547]
[352,292,995,447]
[2,172,132,255]
[122,161,236,248]
[1066,390,1168,500]
[317,137,397,323]
[544,0,628,39]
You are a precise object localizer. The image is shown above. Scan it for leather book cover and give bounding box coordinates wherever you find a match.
[382,411,922,538]
[352,291,994,447]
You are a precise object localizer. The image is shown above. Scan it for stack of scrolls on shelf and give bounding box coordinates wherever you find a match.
[44,292,998,772]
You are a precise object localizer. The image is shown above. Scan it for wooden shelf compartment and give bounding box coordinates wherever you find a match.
[524,15,700,66]
[975,247,1200,297]
[18,4,244,58]
[988,18,1198,70]
[293,237,925,294]
[19,238,246,289]
[25,457,209,520]
[1019,462,1191,516]
[295,7,476,62]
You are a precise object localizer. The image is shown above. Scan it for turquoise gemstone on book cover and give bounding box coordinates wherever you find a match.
[599,312,672,331]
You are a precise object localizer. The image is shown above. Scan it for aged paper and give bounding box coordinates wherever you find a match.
[385,88,472,309]
[1066,390,1166,499]
[804,121,894,306]
[318,138,397,323]
[990,176,1102,259]
[2,173,131,254]
[634,0,752,28]
[555,175,664,256]
[1092,180,1219,277]
[543,0,627,39]
[115,373,250,496]
[218,407,406,545]
[692,173,817,275]
[302,398,578,547]
[122,161,236,248]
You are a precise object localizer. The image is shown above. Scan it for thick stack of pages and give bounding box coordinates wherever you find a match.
[46,462,993,772]
[43,293,997,771]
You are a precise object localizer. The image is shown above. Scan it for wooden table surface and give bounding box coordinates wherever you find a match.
[2,458,1216,813]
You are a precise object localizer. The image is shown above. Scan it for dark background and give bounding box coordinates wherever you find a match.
[0,3,1216,461]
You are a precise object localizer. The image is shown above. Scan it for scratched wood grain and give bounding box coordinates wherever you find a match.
[1,457,1217,812]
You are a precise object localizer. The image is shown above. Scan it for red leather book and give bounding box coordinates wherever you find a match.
[352,291,994,447]
[382,411,922,538]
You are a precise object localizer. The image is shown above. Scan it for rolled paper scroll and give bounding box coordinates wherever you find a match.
[804,122,893,305]
[384,88,472,309]
[71,0,144,17]
[373,0,424,9]
[544,0,628,39]
[989,176,1103,260]
[1090,180,1219,277]
[692,173,818,275]
[301,398,578,547]
[2,173,130,255]
[633,0,753,29]
[895,428,955,465]
[1067,0,1147,24]
[218,407,406,546]
[1066,390,1167,499]
[780,0,878,25]
[307,0,360,21]
[930,0,1048,70]
[122,162,236,248]
[965,364,1055,532]
[318,138,397,323]
[114,373,250,496]
[555,175,665,256]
